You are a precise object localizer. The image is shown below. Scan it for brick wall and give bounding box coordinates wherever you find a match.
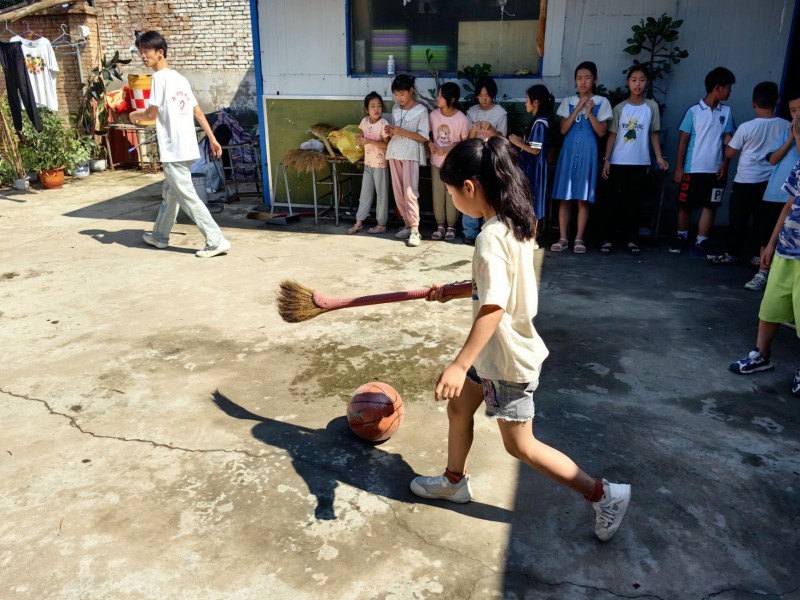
[0,1,255,123]
[0,4,102,119]
[95,0,254,72]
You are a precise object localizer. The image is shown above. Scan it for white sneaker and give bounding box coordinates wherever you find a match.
[744,272,767,291]
[410,473,473,503]
[143,233,168,249]
[592,479,631,541]
[195,237,231,258]
[406,230,421,247]
[395,227,411,240]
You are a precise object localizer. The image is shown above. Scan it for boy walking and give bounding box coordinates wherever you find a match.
[670,67,736,257]
[730,158,800,396]
[130,31,231,258]
[711,82,784,266]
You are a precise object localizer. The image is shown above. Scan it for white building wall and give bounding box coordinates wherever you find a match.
[258,0,796,157]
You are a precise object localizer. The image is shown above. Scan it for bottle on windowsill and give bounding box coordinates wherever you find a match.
[387,55,395,76]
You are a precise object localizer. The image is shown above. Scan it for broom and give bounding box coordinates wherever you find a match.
[276,280,473,323]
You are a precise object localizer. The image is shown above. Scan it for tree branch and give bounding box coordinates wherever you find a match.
[1,0,78,22]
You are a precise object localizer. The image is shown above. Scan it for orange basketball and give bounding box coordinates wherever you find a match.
[347,381,404,442]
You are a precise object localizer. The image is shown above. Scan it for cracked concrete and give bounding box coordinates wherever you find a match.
[1,171,799,599]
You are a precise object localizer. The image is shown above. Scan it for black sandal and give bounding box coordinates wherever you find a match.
[627,242,641,255]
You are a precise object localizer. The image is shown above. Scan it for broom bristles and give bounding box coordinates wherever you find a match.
[276,280,328,323]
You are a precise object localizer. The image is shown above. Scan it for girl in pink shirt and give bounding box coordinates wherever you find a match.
[428,82,471,241]
[350,92,390,234]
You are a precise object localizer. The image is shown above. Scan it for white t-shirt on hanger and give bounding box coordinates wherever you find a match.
[10,35,59,111]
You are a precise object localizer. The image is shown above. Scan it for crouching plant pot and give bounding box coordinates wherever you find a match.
[13,177,29,191]
[40,167,65,189]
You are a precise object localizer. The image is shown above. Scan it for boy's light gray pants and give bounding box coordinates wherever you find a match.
[151,161,223,247]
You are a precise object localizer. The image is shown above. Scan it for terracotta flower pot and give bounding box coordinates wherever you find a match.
[40,167,65,189]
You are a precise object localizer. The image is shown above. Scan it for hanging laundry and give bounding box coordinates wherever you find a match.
[10,35,59,111]
[0,41,42,132]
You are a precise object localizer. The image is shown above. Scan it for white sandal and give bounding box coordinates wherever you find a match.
[550,238,568,252]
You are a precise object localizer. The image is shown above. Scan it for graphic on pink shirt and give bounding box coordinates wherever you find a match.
[436,124,451,146]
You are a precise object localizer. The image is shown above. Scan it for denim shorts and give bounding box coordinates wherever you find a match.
[467,367,535,422]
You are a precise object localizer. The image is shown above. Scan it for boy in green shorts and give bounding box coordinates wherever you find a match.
[730,158,800,395]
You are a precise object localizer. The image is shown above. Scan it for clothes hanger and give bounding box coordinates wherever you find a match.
[1,20,19,40]
[21,20,42,40]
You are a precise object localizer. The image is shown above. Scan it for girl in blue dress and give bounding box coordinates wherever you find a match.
[550,61,612,254]
[510,84,554,229]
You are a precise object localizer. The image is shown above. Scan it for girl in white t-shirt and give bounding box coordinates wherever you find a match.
[410,137,632,542]
[599,65,669,255]
[385,75,429,248]
[428,82,471,241]
[350,91,389,235]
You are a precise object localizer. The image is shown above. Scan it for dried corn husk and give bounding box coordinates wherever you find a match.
[282,149,329,173]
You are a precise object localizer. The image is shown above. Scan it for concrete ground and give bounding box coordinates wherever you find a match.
[1,171,799,600]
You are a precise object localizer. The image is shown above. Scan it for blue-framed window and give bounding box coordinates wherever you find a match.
[348,0,544,77]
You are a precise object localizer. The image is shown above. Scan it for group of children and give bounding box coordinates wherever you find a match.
[131,32,800,541]
[348,73,552,247]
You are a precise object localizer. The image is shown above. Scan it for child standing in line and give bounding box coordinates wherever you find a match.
[509,84,554,225]
[429,82,471,241]
[550,61,612,254]
[411,137,632,542]
[710,82,785,265]
[130,31,230,258]
[349,91,390,235]
[744,95,800,291]
[385,74,429,248]
[670,66,736,257]
[729,158,800,396]
[599,65,669,255]
[463,76,508,245]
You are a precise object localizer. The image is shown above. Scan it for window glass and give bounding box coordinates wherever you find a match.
[349,0,543,76]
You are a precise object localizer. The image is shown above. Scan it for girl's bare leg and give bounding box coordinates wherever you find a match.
[445,377,485,474]
[496,418,596,496]
[576,200,590,243]
[558,200,571,241]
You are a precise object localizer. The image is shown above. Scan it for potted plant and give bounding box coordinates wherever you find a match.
[72,136,94,178]
[0,100,30,190]
[88,138,107,172]
[19,108,83,189]
[76,51,132,137]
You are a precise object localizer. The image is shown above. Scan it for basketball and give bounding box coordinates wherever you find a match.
[347,381,404,442]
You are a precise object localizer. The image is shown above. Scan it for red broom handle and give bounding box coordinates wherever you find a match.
[312,282,472,310]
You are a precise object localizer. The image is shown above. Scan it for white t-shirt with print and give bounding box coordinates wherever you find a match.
[608,99,660,166]
[728,117,786,183]
[471,216,549,384]
[467,103,507,139]
[149,68,200,163]
[11,36,59,110]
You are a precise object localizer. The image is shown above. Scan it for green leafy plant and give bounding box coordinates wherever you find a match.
[425,48,442,98]
[0,100,27,180]
[19,108,83,173]
[457,63,492,108]
[595,84,629,108]
[75,51,132,136]
[623,13,689,107]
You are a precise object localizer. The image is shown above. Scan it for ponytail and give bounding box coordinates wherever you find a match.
[440,138,536,241]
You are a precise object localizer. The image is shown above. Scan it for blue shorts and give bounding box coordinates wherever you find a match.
[467,367,535,422]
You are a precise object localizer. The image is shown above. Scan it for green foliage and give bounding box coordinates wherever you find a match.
[623,13,689,105]
[19,108,83,173]
[595,84,629,108]
[0,99,27,179]
[425,48,442,98]
[457,63,492,108]
[0,158,17,187]
[76,51,132,136]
